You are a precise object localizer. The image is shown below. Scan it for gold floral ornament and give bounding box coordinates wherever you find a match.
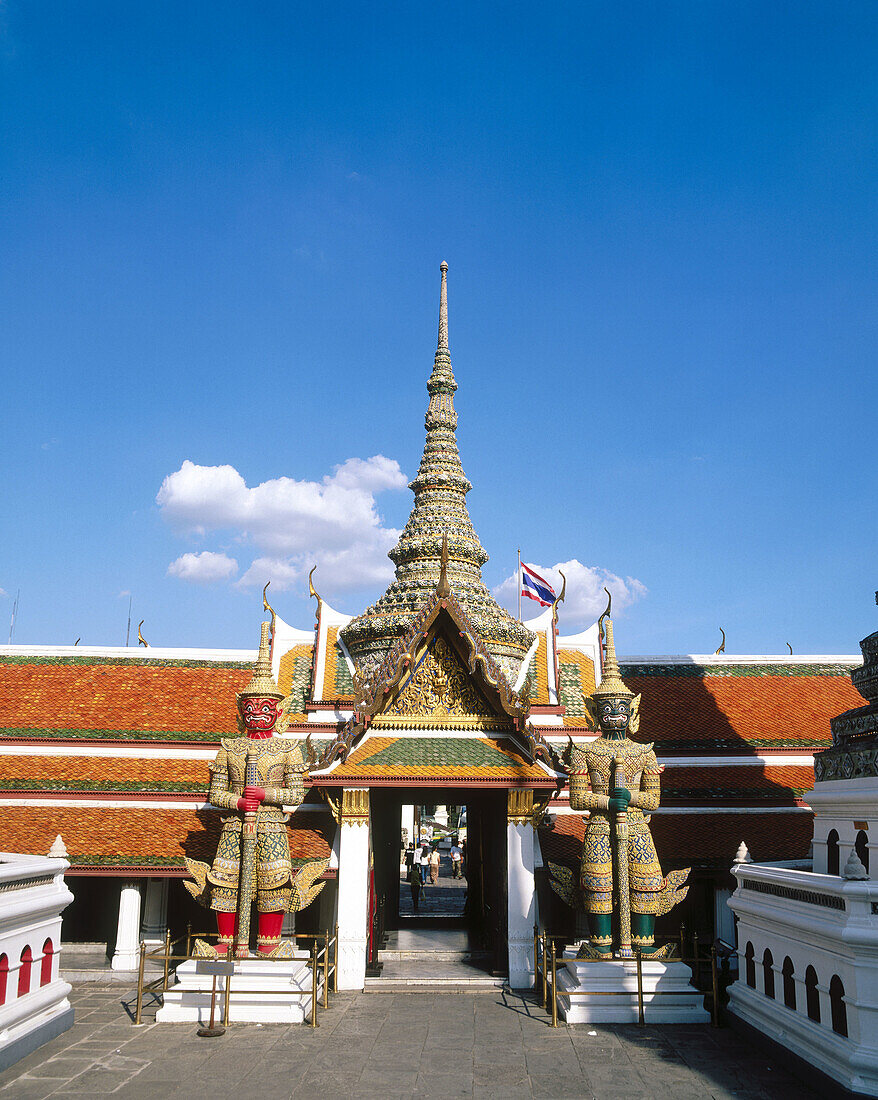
[378,636,497,725]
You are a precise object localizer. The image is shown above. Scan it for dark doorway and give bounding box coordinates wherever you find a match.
[369,788,508,974]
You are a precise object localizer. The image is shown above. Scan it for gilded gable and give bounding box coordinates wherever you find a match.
[373,635,507,729]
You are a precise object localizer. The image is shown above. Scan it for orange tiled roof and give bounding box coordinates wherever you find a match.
[0,806,334,872]
[622,664,862,750]
[322,735,552,785]
[539,809,812,870]
[661,764,814,801]
[0,755,208,794]
[558,649,597,726]
[0,655,250,740]
[1,653,859,754]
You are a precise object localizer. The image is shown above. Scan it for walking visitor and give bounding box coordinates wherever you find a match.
[429,846,440,884]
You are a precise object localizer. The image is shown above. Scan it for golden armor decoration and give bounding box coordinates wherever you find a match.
[185,614,327,958]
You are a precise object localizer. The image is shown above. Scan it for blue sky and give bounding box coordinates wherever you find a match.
[2,3,876,654]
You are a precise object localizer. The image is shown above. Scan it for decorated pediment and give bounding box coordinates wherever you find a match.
[373,633,502,729]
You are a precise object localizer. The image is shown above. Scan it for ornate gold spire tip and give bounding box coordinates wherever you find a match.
[437,261,449,352]
[593,609,633,699]
[239,620,283,699]
[436,531,451,597]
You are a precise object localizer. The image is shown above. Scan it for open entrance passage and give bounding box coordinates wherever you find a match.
[369,788,508,986]
[398,801,466,919]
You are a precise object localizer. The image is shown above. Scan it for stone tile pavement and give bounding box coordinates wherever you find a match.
[0,983,824,1099]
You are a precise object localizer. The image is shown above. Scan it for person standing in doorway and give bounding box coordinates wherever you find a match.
[419,841,430,884]
[450,840,463,879]
[413,842,423,880]
[408,862,423,912]
[429,846,441,885]
[404,844,415,880]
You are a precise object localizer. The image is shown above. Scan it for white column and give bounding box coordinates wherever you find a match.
[140,878,169,946]
[336,791,370,991]
[111,881,143,970]
[507,820,536,988]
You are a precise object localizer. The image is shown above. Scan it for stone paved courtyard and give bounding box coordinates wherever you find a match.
[0,982,826,1099]
[398,850,467,918]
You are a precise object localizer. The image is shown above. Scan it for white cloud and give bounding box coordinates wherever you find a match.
[493,558,647,629]
[0,588,8,599]
[167,551,239,585]
[157,456,406,593]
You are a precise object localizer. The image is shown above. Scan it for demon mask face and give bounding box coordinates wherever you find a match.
[598,696,631,736]
[239,696,281,736]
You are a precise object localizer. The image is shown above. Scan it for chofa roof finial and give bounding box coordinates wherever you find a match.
[308,566,321,605]
[262,581,276,633]
[551,570,567,625]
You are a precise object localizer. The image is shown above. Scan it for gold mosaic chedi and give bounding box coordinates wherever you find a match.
[341,263,533,682]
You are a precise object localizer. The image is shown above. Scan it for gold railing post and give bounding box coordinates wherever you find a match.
[636,949,645,1026]
[550,939,558,1028]
[543,932,550,1007]
[310,941,319,1028]
[162,927,172,992]
[186,922,192,956]
[223,965,232,1026]
[323,931,330,1008]
[693,931,700,986]
[135,941,146,1025]
[334,919,341,998]
[533,923,538,994]
[710,944,719,1028]
[679,924,686,962]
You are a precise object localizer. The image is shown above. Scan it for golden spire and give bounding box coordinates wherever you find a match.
[438,260,449,352]
[592,613,633,699]
[239,620,284,699]
[436,531,451,597]
[137,620,148,648]
[308,565,321,604]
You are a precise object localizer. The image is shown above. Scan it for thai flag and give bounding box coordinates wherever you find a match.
[521,563,555,607]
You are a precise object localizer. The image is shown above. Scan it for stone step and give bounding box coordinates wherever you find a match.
[364,981,506,994]
[366,958,503,993]
[377,949,491,962]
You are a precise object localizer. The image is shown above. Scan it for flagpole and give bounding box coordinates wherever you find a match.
[517,549,521,621]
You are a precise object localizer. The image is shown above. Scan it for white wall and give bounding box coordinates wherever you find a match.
[0,852,74,1071]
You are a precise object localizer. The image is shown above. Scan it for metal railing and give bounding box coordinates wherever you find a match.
[533,924,722,1028]
[134,923,339,1029]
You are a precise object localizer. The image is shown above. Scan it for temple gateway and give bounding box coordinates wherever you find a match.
[0,264,865,996]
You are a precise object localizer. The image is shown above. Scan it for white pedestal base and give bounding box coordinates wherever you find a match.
[156,956,316,1025]
[557,952,710,1024]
